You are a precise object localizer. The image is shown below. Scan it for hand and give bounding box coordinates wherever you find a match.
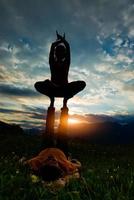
[56,31,65,40]
[56,31,67,43]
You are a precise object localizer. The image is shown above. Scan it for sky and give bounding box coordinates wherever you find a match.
[0,0,134,129]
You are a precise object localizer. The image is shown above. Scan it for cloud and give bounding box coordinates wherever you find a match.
[0,106,47,128]
[123,79,134,91]
[21,104,47,115]
[0,105,47,116]
[0,83,38,97]
[0,107,31,115]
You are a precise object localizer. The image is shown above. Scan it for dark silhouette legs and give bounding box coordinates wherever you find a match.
[43,99,69,156]
[50,97,55,107]
[43,106,55,148]
[35,79,86,155]
[49,97,68,108]
[63,98,68,108]
[57,106,69,156]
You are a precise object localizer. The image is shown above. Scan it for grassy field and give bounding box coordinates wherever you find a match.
[0,133,134,200]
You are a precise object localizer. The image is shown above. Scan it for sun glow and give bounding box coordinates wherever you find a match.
[68,118,80,124]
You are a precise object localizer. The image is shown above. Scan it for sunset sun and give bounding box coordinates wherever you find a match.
[68,118,80,124]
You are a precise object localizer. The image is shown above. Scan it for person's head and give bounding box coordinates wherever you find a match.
[39,164,63,181]
[39,155,64,181]
[55,44,66,60]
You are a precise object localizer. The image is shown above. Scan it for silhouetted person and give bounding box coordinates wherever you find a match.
[35,32,86,107]
[26,147,81,182]
[34,32,86,155]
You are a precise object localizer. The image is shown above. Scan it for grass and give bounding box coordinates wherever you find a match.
[0,133,134,200]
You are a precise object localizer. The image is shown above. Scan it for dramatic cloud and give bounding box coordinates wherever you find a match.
[0,83,38,97]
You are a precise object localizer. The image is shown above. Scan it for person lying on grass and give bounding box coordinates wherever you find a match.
[26,148,81,182]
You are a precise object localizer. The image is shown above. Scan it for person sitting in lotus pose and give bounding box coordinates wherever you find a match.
[34,31,86,107]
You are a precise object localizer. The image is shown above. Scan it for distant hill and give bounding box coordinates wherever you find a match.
[0,120,134,144]
[24,127,42,136]
[68,121,134,144]
[0,121,24,135]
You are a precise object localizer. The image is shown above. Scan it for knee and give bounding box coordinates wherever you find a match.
[34,79,50,88]
[34,81,39,90]
[79,81,86,90]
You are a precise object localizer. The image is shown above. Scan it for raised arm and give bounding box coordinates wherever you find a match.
[49,40,62,66]
[63,39,70,66]
[49,42,55,66]
[49,33,71,66]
